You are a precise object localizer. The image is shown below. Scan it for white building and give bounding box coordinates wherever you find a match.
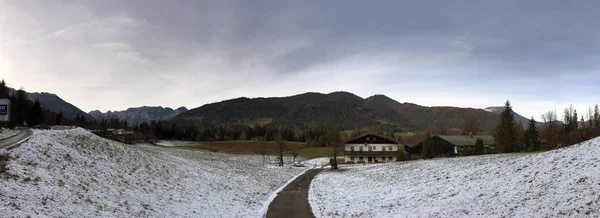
[344,133,399,163]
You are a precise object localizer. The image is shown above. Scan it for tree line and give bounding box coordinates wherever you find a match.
[130,120,343,146]
[0,79,61,128]
[420,100,600,159]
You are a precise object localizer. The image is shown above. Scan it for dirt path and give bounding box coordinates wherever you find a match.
[0,128,32,149]
[266,168,324,218]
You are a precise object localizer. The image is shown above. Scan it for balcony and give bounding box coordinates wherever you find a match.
[344,150,398,156]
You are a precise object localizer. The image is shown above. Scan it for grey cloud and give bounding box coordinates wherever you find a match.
[1,0,599,116]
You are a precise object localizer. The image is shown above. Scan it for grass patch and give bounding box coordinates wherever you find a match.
[173,140,308,155]
[299,147,344,159]
[170,140,346,159]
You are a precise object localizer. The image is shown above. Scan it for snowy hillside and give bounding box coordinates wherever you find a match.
[0,128,19,140]
[310,137,600,217]
[0,128,305,217]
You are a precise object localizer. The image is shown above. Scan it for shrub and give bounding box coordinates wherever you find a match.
[0,161,8,174]
[460,147,473,156]
[473,138,484,155]
[0,150,9,173]
[0,151,8,162]
[397,146,407,161]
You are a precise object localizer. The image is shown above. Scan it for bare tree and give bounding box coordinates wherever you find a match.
[322,119,345,170]
[278,140,285,167]
[461,111,480,135]
[292,151,299,163]
[541,110,557,149]
[260,150,267,162]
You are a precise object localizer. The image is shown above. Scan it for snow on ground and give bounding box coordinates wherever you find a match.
[0,128,19,140]
[310,137,600,218]
[0,128,307,217]
[302,158,331,168]
[154,140,198,147]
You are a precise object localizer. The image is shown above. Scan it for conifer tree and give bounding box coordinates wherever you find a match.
[0,79,9,99]
[421,131,434,159]
[496,100,518,153]
[55,112,63,125]
[524,117,541,151]
[15,88,29,126]
[473,137,484,155]
[28,99,44,126]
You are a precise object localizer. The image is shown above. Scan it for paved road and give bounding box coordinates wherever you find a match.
[266,168,324,218]
[0,128,33,149]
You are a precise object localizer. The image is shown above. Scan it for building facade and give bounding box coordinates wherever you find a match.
[344,133,399,163]
[404,135,497,157]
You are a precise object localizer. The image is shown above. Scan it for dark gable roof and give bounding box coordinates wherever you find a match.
[404,134,496,148]
[344,133,398,144]
[436,135,496,146]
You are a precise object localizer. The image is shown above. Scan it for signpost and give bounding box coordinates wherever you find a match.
[0,99,10,127]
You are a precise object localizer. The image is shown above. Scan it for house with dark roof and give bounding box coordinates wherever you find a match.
[344,133,400,163]
[405,135,497,156]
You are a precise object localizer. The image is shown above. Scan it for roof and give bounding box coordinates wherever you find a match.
[402,133,426,147]
[344,133,398,144]
[435,135,496,146]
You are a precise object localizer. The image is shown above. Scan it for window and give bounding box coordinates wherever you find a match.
[359,156,363,161]
[359,146,363,151]
[368,146,372,151]
[351,146,354,151]
[389,156,393,161]
[389,146,393,150]
[350,156,354,161]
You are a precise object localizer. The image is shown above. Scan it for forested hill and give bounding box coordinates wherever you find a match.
[170,92,510,132]
[9,88,94,121]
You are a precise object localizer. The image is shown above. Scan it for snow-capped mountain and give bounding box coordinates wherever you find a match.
[89,106,188,126]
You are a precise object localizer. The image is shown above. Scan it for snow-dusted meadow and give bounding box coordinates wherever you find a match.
[310,137,600,217]
[0,128,308,217]
[0,127,19,140]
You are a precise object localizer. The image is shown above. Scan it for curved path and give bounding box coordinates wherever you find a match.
[0,128,33,149]
[266,168,324,218]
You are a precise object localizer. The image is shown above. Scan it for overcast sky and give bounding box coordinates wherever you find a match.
[1,0,599,119]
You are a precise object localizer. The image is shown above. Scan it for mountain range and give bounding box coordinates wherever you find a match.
[10,88,530,132]
[170,91,522,132]
[89,106,188,126]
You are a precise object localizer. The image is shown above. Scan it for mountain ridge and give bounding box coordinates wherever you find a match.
[9,88,95,121]
[89,106,188,126]
[170,91,529,132]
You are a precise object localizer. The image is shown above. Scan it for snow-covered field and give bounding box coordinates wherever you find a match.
[310,137,600,217]
[0,128,307,217]
[0,128,19,140]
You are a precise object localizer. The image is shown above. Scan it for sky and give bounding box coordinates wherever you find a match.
[1,0,599,120]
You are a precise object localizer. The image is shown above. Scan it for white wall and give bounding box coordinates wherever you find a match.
[344,155,396,163]
[345,143,398,151]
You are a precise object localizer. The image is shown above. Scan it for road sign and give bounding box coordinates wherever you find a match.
[0,99,9,122]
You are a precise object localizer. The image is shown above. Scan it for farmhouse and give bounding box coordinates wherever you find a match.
[405,135,497,157]
[344,133,399,163]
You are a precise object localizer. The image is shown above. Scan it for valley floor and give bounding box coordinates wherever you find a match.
[310,137,600,217]
[0,128,310,217]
